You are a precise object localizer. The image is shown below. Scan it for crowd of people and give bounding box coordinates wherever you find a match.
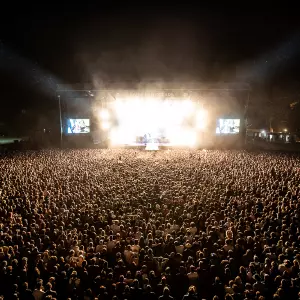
[0,149,300,300]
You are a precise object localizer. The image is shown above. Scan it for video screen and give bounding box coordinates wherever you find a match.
[216,119,240,134]
[67,119,90,134]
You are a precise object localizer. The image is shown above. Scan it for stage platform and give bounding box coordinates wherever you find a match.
[106,142,214,150]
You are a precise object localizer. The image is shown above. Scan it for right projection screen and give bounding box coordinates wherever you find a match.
[216,119,240,134]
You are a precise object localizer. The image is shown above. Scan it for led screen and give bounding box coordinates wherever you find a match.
[67,119,90,134]
[216,119,240,134]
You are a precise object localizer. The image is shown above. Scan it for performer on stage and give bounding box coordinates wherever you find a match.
[143,134,148,144]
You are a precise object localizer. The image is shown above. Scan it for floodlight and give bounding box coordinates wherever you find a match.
[101,121,110,130]
[196,110,207,129]
[100,109,110,120]
[181,100,194,116]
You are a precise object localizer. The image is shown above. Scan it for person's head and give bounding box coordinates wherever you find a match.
[146,284,152,292]
[163,287,170,296]
[133,279,139,288]
[188,285,196,294]
[126,271,131,278]
[232,284,239,293]
[36,281,43,290]
[225,294,233,300]
[124,285,130,292]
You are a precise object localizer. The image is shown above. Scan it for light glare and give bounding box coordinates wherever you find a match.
[109,99,201,147]
[100,109,110,120]
[101,121,110,130]
[196,110,207,129]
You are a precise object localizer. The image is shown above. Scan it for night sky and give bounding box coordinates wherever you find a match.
[1,4,300,131]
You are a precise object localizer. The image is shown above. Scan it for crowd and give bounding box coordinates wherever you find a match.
[0,149,300,300]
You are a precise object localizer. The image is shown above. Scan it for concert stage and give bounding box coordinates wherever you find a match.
[56,82,250,149]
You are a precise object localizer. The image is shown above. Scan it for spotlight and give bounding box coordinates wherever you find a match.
[196,110,207,129]
[100,109,110,120]
[101,121,110,130]
[182,100,194,116]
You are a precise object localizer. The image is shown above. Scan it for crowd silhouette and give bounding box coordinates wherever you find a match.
[0,149,300,300]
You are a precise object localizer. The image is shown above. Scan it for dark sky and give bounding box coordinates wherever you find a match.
[1,4,300,121]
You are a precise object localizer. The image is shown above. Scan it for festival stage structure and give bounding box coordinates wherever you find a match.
[56,82,251,149]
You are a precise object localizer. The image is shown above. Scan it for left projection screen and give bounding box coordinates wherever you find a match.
[67,119,90,134]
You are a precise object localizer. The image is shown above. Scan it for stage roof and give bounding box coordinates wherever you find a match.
[57,81,251,93]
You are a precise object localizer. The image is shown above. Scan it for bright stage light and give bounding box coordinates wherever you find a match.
[100,109,110,120]
[101,121,110,130]
[109,129,121,145]
[184,130,197,147]
[181,100,194,116]
[109,128,135,145]
[168,128,197,147]
[110,99,199,147]
[196,110,207,129]
[146,143,159,151]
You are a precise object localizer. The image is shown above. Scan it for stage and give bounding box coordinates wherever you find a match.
[105,139,217,150]
[56,82,250,149]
